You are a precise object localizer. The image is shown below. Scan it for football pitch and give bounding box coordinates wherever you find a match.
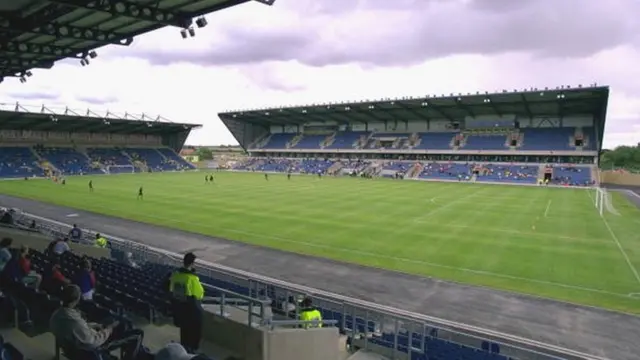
[1,171,639,314]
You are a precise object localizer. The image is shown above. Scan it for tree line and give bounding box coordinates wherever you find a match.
[600,144,640,171]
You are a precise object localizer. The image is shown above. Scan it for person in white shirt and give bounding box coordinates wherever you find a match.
[53,237,71,255]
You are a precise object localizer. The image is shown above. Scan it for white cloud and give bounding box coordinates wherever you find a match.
[0,0,637,149]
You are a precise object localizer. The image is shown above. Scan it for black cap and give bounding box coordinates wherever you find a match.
[183,252,196,266]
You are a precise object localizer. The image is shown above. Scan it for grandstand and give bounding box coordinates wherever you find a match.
[0,102,197,179]
[220,86,606,187]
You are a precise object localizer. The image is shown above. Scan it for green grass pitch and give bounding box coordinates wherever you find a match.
[1,171,639,314]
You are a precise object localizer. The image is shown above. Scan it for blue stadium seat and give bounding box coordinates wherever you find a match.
[0,147,44,178]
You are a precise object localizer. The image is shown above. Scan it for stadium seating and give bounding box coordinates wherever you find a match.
[463,135,507,150]
[34,147,100,175]
[476,165,538,184]
[292,135,327,149]
[519,128,574,151]
[326,132,368,149]
[260,134,296,149]
[0,147,44,178]
[413,133,457,150]
[126,148,175,171]
[549,166,593,186]
[157,148,196,169]
[86,148,133,167]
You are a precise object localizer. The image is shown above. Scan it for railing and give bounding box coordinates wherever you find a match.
[10,211,607,360]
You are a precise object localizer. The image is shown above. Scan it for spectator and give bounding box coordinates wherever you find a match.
[50,285,143,360]
[29,220,36,229]
[69,224,82,242]
[169,252,204,352]
[0,237,12,272]
[298,297,322,329]
[74,258,96,301]
[0,209,13,225]
[52,237,71,255]
[17,246,42,289]
[94,233,107,248]
[155,343,199,360]
[43,259,70,295]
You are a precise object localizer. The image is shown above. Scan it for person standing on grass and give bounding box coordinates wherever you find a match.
[89,180,93,192]
[137,186,144,200]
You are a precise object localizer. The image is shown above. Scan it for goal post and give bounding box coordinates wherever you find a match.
[594,187,620,217]
[106,165,135,174]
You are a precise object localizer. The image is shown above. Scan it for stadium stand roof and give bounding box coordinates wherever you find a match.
[0,101,199,134]
[220,86,609,137]
[0,0,274,81]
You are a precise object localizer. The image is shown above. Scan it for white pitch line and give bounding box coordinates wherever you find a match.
[601,215,640,286]
[543,200,552,218]
[22,208,632,299]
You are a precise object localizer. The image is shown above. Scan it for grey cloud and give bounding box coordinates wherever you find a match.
[6,91,59,101]
[76,95,118,105]
[132,0,639,67]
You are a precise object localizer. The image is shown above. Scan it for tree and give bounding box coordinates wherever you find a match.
[600,144,640,171]
[195,147,213,160]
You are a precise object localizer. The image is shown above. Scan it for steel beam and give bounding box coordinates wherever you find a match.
[49,0,191,28]
[0,57,54,69]
[0,12,132,45]
[0,41,78,58]
[395,101,431,120]
[519,93,532,118]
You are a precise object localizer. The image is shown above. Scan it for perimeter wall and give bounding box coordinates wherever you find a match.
[600,170,640,186]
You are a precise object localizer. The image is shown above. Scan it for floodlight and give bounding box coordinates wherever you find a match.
[89,51,97,59]
[180,29,187,39]
[19,76,26,83]
[25,70,32,77]
[188,27,195,37]
[195,17,208,28]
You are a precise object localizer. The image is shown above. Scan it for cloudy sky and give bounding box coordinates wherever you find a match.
[1,0,639,148]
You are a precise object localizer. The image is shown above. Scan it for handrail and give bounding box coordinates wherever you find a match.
[16,210,608,360]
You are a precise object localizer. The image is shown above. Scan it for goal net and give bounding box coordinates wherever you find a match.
[106,165,135,174]
[594,187,620,216]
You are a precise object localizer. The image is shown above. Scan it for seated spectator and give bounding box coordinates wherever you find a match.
[49,237,71,256]
[0,209,13,225]
[74,258,96,301]
[50,285,144,360]
[155,343,212,360]
[0,237,12,272]
[68,224,83,242]
[42,259,70,295]
[17,246,42,288]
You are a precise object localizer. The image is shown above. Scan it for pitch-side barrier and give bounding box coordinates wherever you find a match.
[15,210,606,360]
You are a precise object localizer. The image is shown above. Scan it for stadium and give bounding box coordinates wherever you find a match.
[1,1,640,360]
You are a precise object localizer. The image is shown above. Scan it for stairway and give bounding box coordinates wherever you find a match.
[30,147,59,174]
[355,132,374,149]
[287,134,303,148]
[406,162,423,179]
[327,161,343,175]
[322,132,336,149]
[249,134,270,149]
[537,164,547,183]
